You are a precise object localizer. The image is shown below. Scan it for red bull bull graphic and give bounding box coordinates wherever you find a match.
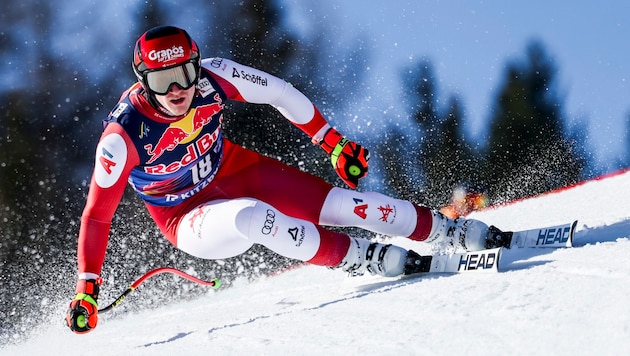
[144,127,188,164]
[192,93,223,131]
[143,94,223,164]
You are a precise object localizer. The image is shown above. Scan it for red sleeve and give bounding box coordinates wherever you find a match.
[77,123,139,275]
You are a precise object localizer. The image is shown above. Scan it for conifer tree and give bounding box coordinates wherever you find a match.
[483,41,585,202]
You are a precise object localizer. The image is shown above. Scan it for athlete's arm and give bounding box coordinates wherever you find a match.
[202,58,330,142]
[77,122,139,277]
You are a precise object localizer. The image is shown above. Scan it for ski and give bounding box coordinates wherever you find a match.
[409,247,502,274]
[486,220,577,249]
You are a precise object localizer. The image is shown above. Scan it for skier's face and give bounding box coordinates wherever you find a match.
[154,84,196,116]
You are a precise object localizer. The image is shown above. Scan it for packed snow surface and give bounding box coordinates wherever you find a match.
[3,171,630,355]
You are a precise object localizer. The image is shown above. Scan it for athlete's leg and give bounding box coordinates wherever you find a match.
[175,198,349,266]
[318,187,433,240]
[319,187,489,250]
[176,197,412,276]
[212,143,452,247]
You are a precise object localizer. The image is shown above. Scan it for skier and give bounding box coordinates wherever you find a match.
[65,26,498,334]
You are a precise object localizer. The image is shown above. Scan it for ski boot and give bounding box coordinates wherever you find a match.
[338,237,430,277]
[427,211,490,251]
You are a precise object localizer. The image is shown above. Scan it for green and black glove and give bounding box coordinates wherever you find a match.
[320,128,370,189]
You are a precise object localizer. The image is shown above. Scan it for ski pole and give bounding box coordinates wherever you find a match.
[98,267,221,313]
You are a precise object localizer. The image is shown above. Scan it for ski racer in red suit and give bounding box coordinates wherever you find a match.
[65,26,498,334]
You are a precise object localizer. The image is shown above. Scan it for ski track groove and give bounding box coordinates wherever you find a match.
[138,275,430,348]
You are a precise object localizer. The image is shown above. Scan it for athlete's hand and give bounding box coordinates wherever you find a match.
[320,128,370,189]
[65,279,101,334]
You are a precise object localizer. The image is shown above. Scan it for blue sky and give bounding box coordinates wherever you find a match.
[283,0,630,173]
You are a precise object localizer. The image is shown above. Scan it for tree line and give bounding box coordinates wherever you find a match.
[380,42,587,208]
[0,0,595,345]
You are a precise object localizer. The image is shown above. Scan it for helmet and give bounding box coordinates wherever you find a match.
[132,26,200,95]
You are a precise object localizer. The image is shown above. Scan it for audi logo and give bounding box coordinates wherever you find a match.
[261,209,276,235]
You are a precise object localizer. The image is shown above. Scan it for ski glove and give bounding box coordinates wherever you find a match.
[320,128,370,189]
[65,278,101,334]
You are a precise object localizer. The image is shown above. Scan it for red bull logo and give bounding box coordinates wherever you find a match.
[144,94,223,164]
[144,128,220,175]
[144,127,188,164]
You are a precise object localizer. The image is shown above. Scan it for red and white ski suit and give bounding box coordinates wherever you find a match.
[77,58,434,279]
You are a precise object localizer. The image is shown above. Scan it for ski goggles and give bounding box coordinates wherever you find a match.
[145,61,199,95]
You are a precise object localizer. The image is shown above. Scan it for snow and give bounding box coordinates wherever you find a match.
[3,171,630,355]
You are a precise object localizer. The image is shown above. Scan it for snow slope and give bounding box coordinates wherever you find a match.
[3,171,630,355]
